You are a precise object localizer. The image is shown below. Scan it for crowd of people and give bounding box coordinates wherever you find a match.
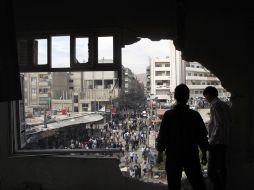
[25,84,232,189]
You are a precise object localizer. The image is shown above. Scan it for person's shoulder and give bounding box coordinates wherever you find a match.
[215,99,230,108]
[187,107,197,113]
[188,108,201,117]
[163,109,173,116]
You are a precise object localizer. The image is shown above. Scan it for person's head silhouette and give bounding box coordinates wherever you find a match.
[203,86,218,103]
[174,84,190,104]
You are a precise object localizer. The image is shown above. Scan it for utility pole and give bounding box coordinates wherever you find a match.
[110,96,113,122]
[44,107,47,128]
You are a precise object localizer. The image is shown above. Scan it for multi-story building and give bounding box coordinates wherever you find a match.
[78,71,119,112]
[185,61,229,98]
[136,73,146,95]
[119,66,145,110]
[146,66,151,96]
[23,72,52,110]
[146,41,184,106]
[23,70,119,113]
[149,57,171,105]
[122,67,137,94]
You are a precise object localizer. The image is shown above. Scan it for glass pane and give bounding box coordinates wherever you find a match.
[75,37,89,63]
[34,39,47,65]
[52,36,70,68]
[98,36,113,64]
[19,71,122,152]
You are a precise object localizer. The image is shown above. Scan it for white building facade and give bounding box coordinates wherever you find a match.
[147,40,185,105]
[185,61,228,98]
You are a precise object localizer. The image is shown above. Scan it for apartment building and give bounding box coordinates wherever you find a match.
[122,67,138,94]
[185,61,228,98]
[78,71,119,112]
[149,57,171,104]
[23,72,52,110]
[23,70,119,113]
[146,41,184,105]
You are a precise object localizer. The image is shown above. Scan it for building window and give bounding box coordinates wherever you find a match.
[94,80,103,89]
[14,30,122,155]
[82,103,89,111]
[155,71,163,76]
[74,106,79,112]
[104,80,113,89]
[188,72,191,76]
[39,88,49,94]
[98,36,113,64]
[31,77,37,85]
[52,36,70,68]
[31,88,37,95]
[84,80,93,89]
[155,63,162,67]
[75,37,89,64]
[156,81,163,85]
[34,39,48,65]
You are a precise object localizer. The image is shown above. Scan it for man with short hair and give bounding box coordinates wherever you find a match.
[203,86,232,190]
[156,84,209,190]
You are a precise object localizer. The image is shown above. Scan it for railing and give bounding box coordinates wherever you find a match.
[188,84,223,89]
[15,148,124,158]
[186,76,220,81]
[38,81,50,86]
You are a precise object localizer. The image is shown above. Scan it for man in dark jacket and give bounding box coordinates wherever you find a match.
[156,84,209,190]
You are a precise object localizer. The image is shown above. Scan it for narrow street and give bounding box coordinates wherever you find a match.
[115,115,167,184]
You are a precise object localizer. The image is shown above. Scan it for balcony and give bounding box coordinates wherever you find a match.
[38,81,50,86]
[188,84,223,90]
[155,76,170,80]
[38,94,49,98]
[155,67,170,71]
[155,85,170,89]
[186,76,220,81]
[155,94,170,100]
[186,67,210,73]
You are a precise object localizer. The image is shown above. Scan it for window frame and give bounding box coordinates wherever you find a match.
[16,29,122,74]
[12,28,123,156]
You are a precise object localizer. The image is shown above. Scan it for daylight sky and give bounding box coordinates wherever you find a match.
[122,38,171,74]
[36,37,171,74]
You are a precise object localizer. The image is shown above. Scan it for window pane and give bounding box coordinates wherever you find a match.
[19,71,121,151]
[98,36,113,64]
[75,37,89,63]
[52,36,70,68]
[34,39,47,65]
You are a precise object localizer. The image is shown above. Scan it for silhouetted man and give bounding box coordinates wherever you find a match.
[156,84,209,190]
[203,86,231,190]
